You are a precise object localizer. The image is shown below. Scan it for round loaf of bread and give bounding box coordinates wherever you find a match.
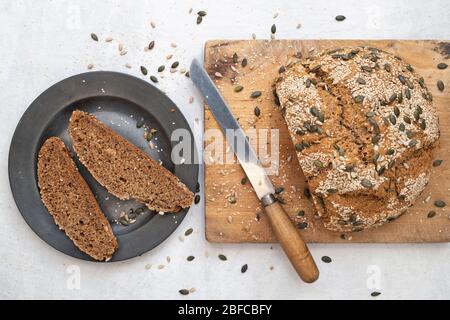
[275,46,439,232]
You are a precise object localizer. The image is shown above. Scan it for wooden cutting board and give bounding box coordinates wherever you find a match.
[204,40,450,243]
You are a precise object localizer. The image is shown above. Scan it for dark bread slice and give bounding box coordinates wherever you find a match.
[68,110,193,212]
[37,137,118,261]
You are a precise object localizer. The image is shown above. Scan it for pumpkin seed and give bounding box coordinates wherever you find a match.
[254,106,261,117]
[433,159,443,167]
[434,200,446,208]
[241,58,248,67]
[437,80,444,92]
[197,10,207,16]
[148,40,155,50]
[250,91,262,98]
[171,61,179,69]
[321,256,332,263]
[437,62,448,70]
[234,85,244,92]
[335,15,346,21]
[140,66,148,75]
[179,289,190,295]
[371,291,381,297]
[218,254,227,261]
[356,77,366,85]
[150,75,158,83]
[297,222,308,229]
[427,211,436,218]
[271,24,276,34]
[241,264,248,273]
[361,179,373,188]
[185,228,193,236]
[194,194,200,205]
[354,95,365,103]
[90,33,98,41]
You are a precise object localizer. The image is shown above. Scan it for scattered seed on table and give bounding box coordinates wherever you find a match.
[274,187,284,194]
[437,80,444,92]
[171,61,179,69]
[136,118,145,128]
[187,256,195,261]
[195,182,200,193]
[148,41,155,50]
[241,264,248,273]
[241,58,248,67]
[87,63,94,70]
[158,65,165,72]
[321,256,332,263]
[140,66,148,75]
[254,106,261,117]
[271,24,276,34]
[335,15,346,21]
[179,289,189,295]
[241,177,248,185]
[198,10,207,17]
[194,194,200,204]
[218,254,227,261]
[185,71,190,78]
[297,210,305,217]
[371,291,381,297]
[150,75,158,83]
[434,200,446,208]
[196,15,202,24]
[234,85,244,92]
[90,33,98,41]
[437,62,448,70]
[150,21,156,28]
[433,159,443,167]
[185,228,193,236]
[427,210,436,218]
[250,91,262,98]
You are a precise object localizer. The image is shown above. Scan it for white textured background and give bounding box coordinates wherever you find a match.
[0,0,449,300]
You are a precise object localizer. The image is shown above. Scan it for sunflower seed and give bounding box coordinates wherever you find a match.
[384,63,391,72]
[403,116,411,124]
[218,254,227,261]
[241,177,248,184]
[437,62,448,70]
[179,289,189,295]
[171,61,179,69]
[194,194,200,205]
[279,65,286,73]
[354,95,365,103]
[405,88,411,100]
[419,77,425,88]
[399,123,405,132]
[196,15,202,24]
[372,134,381,144]
[437,80,444,92]
[420,119,426,130]
[150,21,156,28]
[371,291,381,297]
[305,78,311,88]
[148,40,155,50]
[250,91,262,98]
[335,15,346,21]
[297,222,308,229]
[187,255,195,261]
[140,66,148,75]
[434,200,446,208]
[433,159,443,167]
[234,85,244,92]
[427,211,436,218]
[408,139,417,148]
[321,256,332,263]
[241,264,248,273]
[356,77,366,85]
[271,24,276,34]
[386,149,395,156]
[90,33,98,41]
[185,228,193,236]
[297,210,305,217]
[158,65,165,72]
[398,74,406,85]
[361,65,372,72]
[389,114,397,125]
[314,160,324,168]
[254,106,261,117]
[197,10,207,16]
[241,58,248,67]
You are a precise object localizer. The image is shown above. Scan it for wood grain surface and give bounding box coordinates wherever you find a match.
[204,40,450,243]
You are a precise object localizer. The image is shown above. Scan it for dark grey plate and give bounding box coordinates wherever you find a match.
[8,71,198,262]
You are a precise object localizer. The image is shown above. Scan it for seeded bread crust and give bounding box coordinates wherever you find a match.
[69,110,193,212]
[37,137,118,261]
[275,46,439,232]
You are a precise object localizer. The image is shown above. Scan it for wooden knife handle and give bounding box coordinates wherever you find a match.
[264,200,319,283]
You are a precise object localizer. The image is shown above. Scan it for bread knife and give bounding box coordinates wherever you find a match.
[190,59,319,283]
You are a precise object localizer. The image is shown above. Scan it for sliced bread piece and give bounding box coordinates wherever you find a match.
[68,110,193,212]
[37,137,118,261]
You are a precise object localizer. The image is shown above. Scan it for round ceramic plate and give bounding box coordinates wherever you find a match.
[8,71,198,262]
